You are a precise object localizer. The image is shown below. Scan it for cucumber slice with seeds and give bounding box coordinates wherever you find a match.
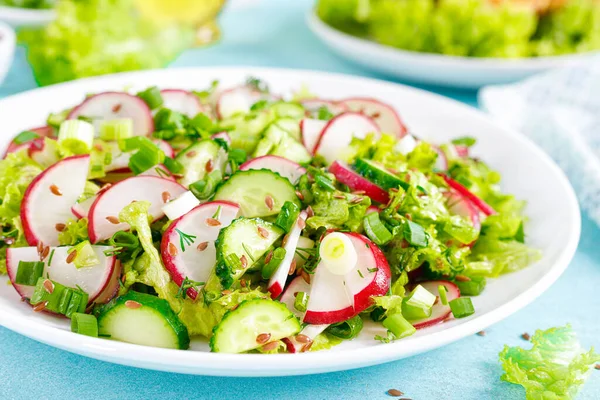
[175,140,227,187]
[354,158,408,190]
[213,169,300,217]
[96,291,190,350]
[210,299,301,353]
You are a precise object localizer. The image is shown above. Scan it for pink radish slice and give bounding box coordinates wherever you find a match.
[240,155,306,184]
[160,89,209,118]
[410,280,460,330]
[303,263,354,325]
[4,126,55,157]
[161,201,240,299]
[67,92,154,136]
[28,138,60,167]
[454,145,469,158]
[300,99,348,117]
[211,132,231,146]
[6,246,117,303]
[329,161,389,204]
[141,164,175,181]
[268,211,308,298]
[216,85,275,119]
[88,176,186,243]
[313,112,380,163]
[339,98,407,137]
[445,190,481,231]
[280,276,312,319]
[71,195,96,219]
[367,205,380,214]
[161,191,201,221]
[155,139,175,158]
[93,260,122,304]
[299,118,326,154]
[433,146,448,171]
[440,174,496,216]
[21,155,90,246]
[283,324,329,353]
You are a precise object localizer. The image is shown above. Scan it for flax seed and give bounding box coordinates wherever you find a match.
[66,250,77,264]
[476,331,486,337]
[125,300,142,309]
[386,389,404,397]
[50,184,62,196]
[257,226,269,239]
[261,341,279,352]
[521,332,531,341]
[162,191,171,203]
[288,259,297,276]
[206,218,221,227]
[221,290,232,296]
[265,250,273,264]
[306,206,314,218]
[42,246,50,259]
[186,151,197,158]
[196,242,208,251]
[300,341,313,352]
[265,195,274,210]
[55,223,66,232]
[297,218,306,230]
[106,216,120,224]
[240,255,248,268]
[256,333,271,344]
[351,196,363,204]
[295,190,304,201]
[112,104,122,113]
[455,275,471,282]
[333,194,345,199]
[32,301,48,312]
[168,243,177,256]
[301,270,311,284]
[43,279,54,294]
[295,334,311,344]
[205,159,214,173]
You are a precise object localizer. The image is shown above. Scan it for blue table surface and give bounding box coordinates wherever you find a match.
[1,1,598,399]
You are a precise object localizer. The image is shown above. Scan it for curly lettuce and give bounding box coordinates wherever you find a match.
[499,325,600,399]
[58,218,89,246]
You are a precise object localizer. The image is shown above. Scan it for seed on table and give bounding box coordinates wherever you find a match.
[476,331,486,337]
[256,333,271,344]
[521,332,531,341]
[386,389,404,397]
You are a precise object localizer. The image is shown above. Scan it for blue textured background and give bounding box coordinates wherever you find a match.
[1,1,598,399]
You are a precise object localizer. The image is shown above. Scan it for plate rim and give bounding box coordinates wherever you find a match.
[306,10,600,68]
[0,66,581,376]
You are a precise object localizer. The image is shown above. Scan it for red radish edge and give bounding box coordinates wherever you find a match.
[329,161,389,204]
[440,174,496,216]
[410,280,460,330]
[93,260,122,304]
[312,111,378,155]
[4,126,54,157]
[340,97,407,137]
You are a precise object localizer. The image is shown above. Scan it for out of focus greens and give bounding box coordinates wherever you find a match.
[0,0,55,8]
[19,0,195,86]
[316,0,600,58]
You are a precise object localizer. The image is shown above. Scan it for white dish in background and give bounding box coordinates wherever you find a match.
[0,5,54,27]
[0,67,580,376]
[0,21,15,84]
[307,11,599,89]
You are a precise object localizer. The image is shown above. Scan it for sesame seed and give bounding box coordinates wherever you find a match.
[106,216,120,224]
[168,243,177,256]
[66,250,77,264]
[256,333,271,344]
[50,184,62,196]
[206,218,221,227]
[196,241,209,251]
[125,300,142,309]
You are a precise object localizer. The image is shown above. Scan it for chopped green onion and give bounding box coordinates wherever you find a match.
[189,113,213,131]
[58,120,94,154]
[68,241,100,269]
[189,170,222,200]
[228,148,247,165]
[224,253,243,272]
[294,291,309,312]
[316,106,334,120]
[370,307,386,322]
[363,212,393,245]
[402,284,436,320]
[65,289,89,318]
[327,315,364,339]
[47,110,69,129]
[455,277,486,296]
[121,137,166,175]
[438,285,449,305]
[136,86,163,109]
[261,248,286,279]
[451,136,476,147]
[275,201,301,232]
[449,297,475,318]
[71,313,98,337]
[163,156,184,174]
[403,220,428,247]
[154,108,186,132]
[13,130,40,145]
[15,261,44,286]
[30,278,88,317]
[315,174,336,191]
[99,119,133,141]
[109,231,140,252]
[382,314,416,339]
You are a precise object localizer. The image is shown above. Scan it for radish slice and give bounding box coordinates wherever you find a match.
[329,161,389,204]
[294,236,314,268]
[155,139,175,158]
[394,134,417,155]
[268,211,308,298]
[313,112,380,163]
[454,145,469,158]
[161,201,240,299]
[299,118,326,154]
[71,195,96,219]
[440,174,496,216]
[140,164,175,181]
[300,99,347,117]
[282,324,329,353]
[93,260,122,304]
[27,137,59,168]
[339,98,407,137]
[104,140,174,174]
[4,126,54,157]
[67,92,153,136]
[6,245,117,303]
[211,132,231,146]
[88,176,186,243]
[367,205,380,214]
[21,155,90,246]
[240,155,306,184]
[410,280,460,330]
[160,89,209,118]
[216,86,273,119]
[433,146,448,171]
[162,191,201,221]
[445,191,481,231]
[303,264,354,325]
[280,276,312,319]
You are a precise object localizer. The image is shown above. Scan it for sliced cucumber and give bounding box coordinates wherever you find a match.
[210,299,301,353]
[175,139,227,187]
[213,169,300,217]
[224,111,272,153]
[96,291,190,350]
[253,122,311,164]
[273,118,301,141]
[210,217,283,289]
[270,102,305,120]
[353,158,408,190]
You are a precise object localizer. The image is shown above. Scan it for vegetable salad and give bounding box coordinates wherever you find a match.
[0,77,541,353]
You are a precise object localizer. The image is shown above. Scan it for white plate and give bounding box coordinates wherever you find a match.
[0,67,580,376]
[0,5,54,28]
[307,11,600,89]
[0,21,15,84]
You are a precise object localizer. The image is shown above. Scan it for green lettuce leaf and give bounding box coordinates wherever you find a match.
[467,236,542,277]
[58,218,89,245]
[499,325,600,399]
[311,332,344,351]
